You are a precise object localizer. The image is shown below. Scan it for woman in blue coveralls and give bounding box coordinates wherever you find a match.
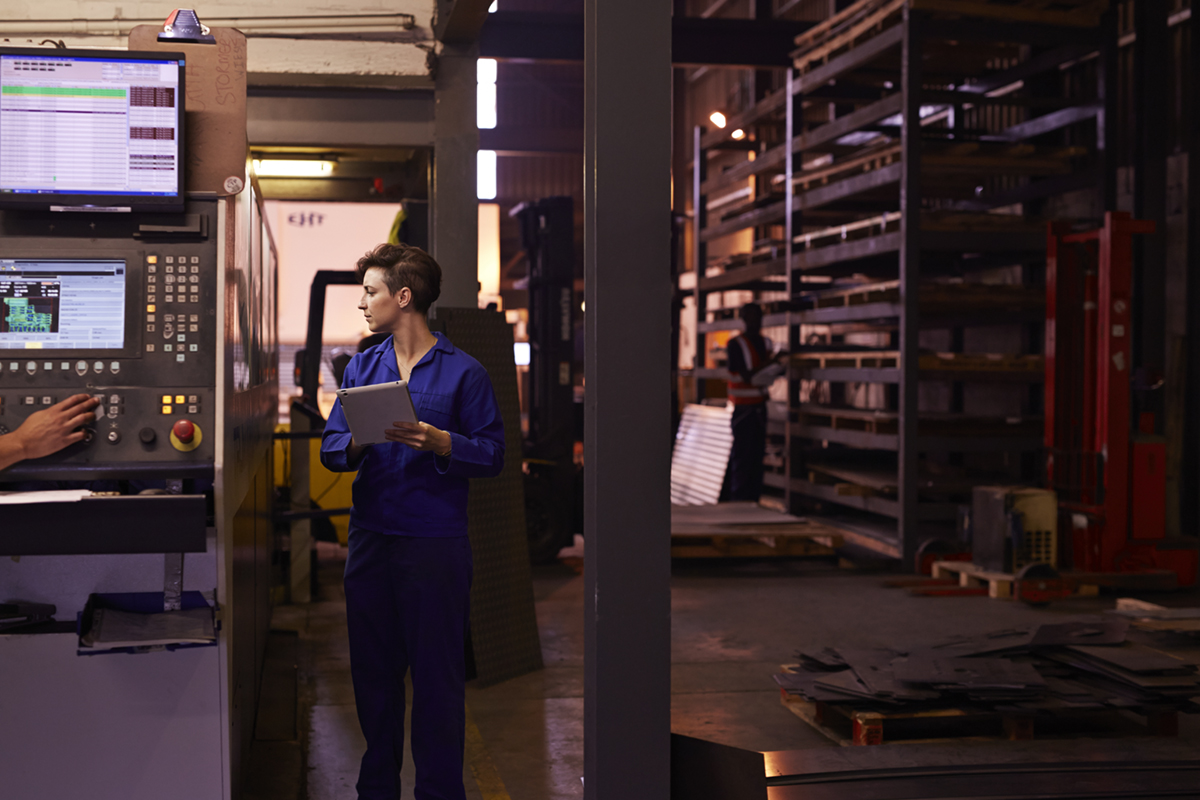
[320,243,505,800]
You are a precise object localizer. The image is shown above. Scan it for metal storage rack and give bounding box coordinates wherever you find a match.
[688,0,1113,563]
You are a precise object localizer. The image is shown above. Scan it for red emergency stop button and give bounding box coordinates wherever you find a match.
[173,419,195,443]
[169,419,203,452]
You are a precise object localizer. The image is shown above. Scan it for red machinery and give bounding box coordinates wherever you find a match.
[1044,212,1198,594]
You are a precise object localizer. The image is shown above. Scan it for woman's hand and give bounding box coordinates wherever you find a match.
[385,421,452,456]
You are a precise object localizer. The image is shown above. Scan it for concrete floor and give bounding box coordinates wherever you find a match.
[254,541,1200,800]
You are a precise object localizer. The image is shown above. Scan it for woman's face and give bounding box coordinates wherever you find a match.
[359,267,410,332]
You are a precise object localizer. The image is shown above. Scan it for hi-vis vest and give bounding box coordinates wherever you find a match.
[728,335,767,406]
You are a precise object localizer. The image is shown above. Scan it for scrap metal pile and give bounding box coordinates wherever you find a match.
[775,614,1200,717]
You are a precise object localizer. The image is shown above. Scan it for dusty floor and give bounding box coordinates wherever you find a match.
[250,542,1200,800]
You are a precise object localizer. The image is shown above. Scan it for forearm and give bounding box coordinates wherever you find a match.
[0,434,25,472]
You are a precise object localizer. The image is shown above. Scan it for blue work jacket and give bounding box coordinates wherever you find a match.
[320,332,505,537]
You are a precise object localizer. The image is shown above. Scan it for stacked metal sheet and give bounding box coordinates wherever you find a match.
[775,616,1200,716]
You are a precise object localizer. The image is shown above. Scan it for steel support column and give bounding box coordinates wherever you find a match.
[432,42,480,308]
[584,0,672,797]
[1184,11,1200,536]
[1133,0,1169,427]
[897,9,923,567]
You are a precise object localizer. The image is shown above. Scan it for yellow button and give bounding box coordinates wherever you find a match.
[162,405,172,414]
[175,395,185,404]
[147,304,156,313]
[162,394,172,403]
[147,255,158,264]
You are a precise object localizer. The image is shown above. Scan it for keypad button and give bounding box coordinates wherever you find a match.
[189,324,198,332]
[146,304,156,313]
[148,265,157,274]
[177,334,186,343]
[165,265,174,274]
[187,395,198,404]
[147,324,156,332]
[164,344,173,353]
[147,255,157,264]
[161,395,172,403]
[188,404,198,414]
[190,296,198,303]
[8,363,18,372]
[23,396,34,405]
[190,256,199,264]
[162,405,172,414]
[75,360,88,375]
[165,295,174,303]
[148,314,156,322]
[189,344,198,352]
[164,314,175,323]
[174,395,185,404]
[146,344,155,352]
[25,361,36,375]
[110,361,120,374]
[60,362,70,371]
[93,361,104,373]
[107,407,118,419]
[109,394,120,404]
[148,275,157,283]
[176,353,186,362]
[41,396,52,405]
[42,362,52,371]
[148,294,157,303]
[189,315,198,322]
[165,256,174,264]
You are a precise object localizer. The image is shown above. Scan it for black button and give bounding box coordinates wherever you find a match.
[139,427,157,445]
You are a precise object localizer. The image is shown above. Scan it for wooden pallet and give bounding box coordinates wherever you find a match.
[670,502,844,558]
[779,687,1178,746]
[930,560,1100,600]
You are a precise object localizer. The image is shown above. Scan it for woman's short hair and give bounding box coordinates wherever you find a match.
[355,243,442,313]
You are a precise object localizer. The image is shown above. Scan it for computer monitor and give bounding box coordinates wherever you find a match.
[0,258,128,351]
[0,47,185,212]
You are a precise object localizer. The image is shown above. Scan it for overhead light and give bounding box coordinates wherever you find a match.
[731,128,745,140]
[709,111,727,129]
[477,150,498,200]
[253,159,334,178]
[489,0,498,10]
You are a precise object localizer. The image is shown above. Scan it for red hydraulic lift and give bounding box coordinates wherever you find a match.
[1041,212,1198,600]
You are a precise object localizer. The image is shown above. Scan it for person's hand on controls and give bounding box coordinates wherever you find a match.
[385,421,452,456]
[5,394,99,463]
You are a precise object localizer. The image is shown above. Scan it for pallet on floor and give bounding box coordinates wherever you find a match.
[670,502,844,558]
[778,683,1179,746]
[928,560,1100,600]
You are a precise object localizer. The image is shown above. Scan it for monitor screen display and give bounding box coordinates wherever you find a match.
[0,259,126,350]
[0,48,184,209]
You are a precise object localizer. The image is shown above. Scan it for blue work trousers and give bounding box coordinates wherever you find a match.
[344,526,474,800]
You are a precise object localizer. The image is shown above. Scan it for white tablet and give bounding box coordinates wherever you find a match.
[336,380,420,446]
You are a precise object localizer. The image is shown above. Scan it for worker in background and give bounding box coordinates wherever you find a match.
[726,303,784,501]
[320,243,505,800]
[0,395,100,472]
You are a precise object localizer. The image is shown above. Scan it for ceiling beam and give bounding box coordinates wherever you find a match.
[479,12,813,68]
[435,0,495,43]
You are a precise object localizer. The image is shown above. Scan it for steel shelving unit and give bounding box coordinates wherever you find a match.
[687,0,1113,563]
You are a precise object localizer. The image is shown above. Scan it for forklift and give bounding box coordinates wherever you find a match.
[512,197,581,563]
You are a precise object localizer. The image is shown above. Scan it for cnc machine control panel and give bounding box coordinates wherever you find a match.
[0,204,219,479]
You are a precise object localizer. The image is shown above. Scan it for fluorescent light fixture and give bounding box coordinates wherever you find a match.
[477,57,498,83]
[731,128,745,140]
[709,111,726,129]
[489,0,498,10]
[477,82,497,129]
[252,159,333,178]
[514,342,530,366]
[477,150,498,200]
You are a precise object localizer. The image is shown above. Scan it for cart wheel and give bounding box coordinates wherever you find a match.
[1015,562,1062,606]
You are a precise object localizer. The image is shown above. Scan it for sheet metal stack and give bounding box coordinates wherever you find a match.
[776,615,1200,718]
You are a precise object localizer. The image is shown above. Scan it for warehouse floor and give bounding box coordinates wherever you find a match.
[249,541,1200,800]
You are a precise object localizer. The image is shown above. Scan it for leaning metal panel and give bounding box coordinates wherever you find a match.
[432,307,543,687]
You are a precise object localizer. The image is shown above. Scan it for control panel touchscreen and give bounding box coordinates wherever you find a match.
[0,259,126,349]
